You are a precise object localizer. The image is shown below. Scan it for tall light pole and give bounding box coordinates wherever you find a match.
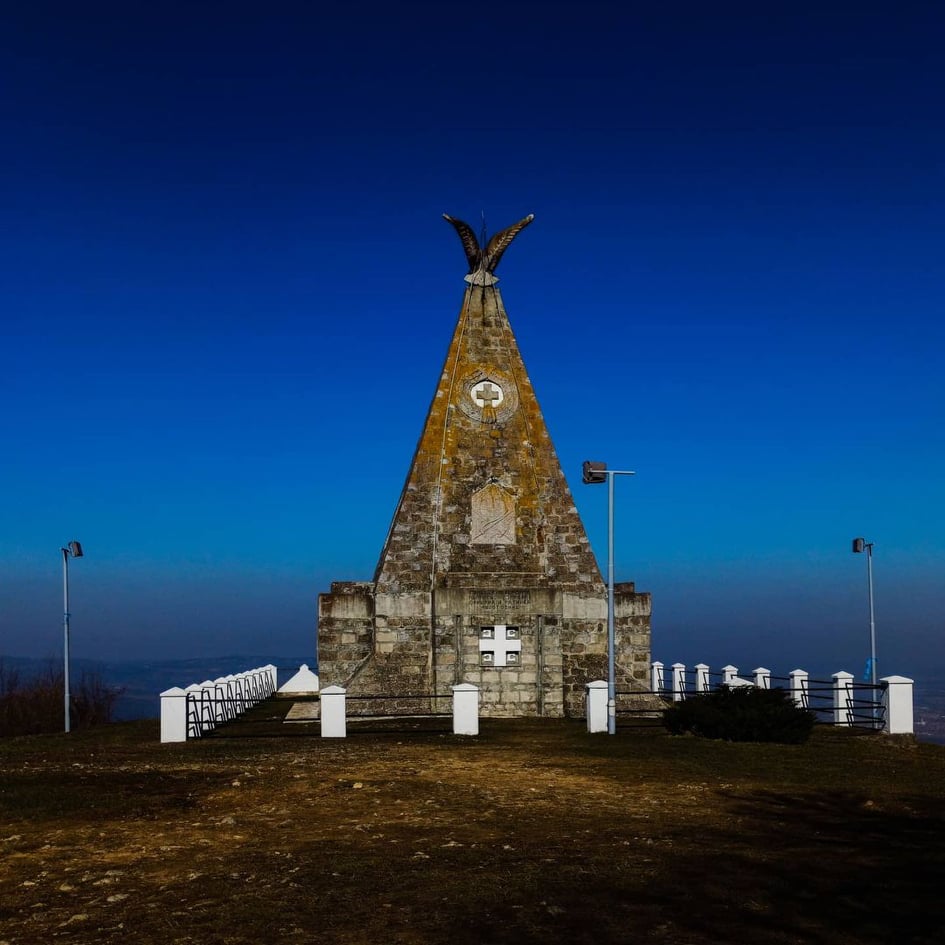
[851,537,876,688]
[583,461,636,735]
[61,540,84,733]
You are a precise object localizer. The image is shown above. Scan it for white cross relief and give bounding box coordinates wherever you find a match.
[472,381,504,409]
[479,625,521,668]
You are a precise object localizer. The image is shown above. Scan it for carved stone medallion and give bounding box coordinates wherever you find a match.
[457,368,519,424]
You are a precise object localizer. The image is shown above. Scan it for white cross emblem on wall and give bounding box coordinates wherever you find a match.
[479,625,521,668]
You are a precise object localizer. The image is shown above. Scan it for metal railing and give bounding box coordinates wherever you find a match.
[161,664,277,742]
[648,662,897,731]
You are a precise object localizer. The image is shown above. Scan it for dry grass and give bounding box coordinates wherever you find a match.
[0,660,122,737]
[1,711,944,945]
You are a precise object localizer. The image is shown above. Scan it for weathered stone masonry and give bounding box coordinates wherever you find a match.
[317,215,651,717]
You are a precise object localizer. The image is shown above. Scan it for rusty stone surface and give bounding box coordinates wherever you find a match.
[317,232,651,716]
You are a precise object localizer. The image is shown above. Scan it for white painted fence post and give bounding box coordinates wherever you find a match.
[320,686,347,738]
[694,663,710,694]
[160,687,188,743]
[753,667,771,690]
[881,676,914,735]
[265,664,278,695]
[671,663,687,702]
[789,669,809,708]
[586,680,608,733]
[722,665,738,686]
[651,661,664,695]
[452,684,479,736]
[833,671,854,726]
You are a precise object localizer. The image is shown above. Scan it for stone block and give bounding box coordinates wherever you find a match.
[320,586,374,619]
[375,591,432,618]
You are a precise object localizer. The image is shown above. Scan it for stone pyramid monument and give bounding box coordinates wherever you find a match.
[316,214,651,716]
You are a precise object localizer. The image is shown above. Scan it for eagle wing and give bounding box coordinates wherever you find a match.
[442,214,481,272]
[483,213,535,272]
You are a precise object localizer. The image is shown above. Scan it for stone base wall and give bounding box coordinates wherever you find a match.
[317,580,652,718]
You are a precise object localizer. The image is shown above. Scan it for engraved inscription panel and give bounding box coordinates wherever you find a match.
[470,483,516,545]
[468,590,531,613]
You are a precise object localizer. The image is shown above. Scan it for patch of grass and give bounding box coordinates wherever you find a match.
[0,715,943,944]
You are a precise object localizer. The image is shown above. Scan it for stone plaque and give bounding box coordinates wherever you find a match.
[468,590,531,613]
[470,483,516,545]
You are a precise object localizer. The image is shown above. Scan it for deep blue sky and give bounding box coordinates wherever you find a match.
[2,1,943,678]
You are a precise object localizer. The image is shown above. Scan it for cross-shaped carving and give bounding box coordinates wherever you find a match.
[479,625,521,668]
[472,381,502,408]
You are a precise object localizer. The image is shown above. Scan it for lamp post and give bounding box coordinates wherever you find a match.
[61,540,84,733]
[851,537,876,689]
[582,461,636,734]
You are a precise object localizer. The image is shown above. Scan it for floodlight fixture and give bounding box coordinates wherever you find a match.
[583,460,608,484]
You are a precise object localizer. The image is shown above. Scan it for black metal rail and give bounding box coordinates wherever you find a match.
[642,676,886,731]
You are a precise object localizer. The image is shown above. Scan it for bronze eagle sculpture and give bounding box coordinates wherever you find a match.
[443,213,535,285]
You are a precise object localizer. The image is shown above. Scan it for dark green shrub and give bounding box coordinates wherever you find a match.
[663,685,816,744]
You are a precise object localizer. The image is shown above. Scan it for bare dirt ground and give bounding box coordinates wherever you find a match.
[2,712,944,945]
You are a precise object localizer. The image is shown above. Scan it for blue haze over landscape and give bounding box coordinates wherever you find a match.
[1,3,943,712]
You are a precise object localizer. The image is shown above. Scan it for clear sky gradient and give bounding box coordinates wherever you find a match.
[2,2,943,677]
